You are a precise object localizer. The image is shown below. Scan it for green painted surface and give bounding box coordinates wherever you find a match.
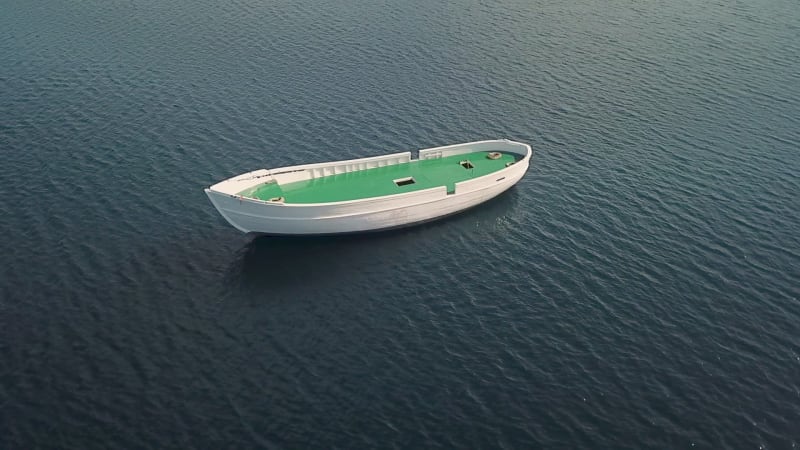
[245,151,518,204]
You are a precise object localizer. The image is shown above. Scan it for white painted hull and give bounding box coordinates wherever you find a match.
[205,140,532,235]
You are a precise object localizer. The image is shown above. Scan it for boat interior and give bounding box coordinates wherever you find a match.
[239,150,521,204]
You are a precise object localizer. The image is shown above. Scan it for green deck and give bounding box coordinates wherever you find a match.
[244,151,518,204]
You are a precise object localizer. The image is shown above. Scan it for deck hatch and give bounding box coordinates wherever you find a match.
[394,177,416,186]
[460,160,474,169]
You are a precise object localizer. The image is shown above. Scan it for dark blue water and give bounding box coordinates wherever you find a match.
[2,0,799,447]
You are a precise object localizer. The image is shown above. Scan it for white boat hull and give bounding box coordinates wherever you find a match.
[205,140,531,235]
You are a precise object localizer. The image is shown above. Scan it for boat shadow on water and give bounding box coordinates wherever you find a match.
[223,189,521,293]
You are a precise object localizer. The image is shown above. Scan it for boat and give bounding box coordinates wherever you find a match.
[204,139,532,235]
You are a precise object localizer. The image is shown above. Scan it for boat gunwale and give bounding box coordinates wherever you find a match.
[207,140,532,208]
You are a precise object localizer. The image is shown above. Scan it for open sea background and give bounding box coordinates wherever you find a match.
[1,0,799,447]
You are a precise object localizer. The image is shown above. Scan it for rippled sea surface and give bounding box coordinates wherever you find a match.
[2,0,799,447]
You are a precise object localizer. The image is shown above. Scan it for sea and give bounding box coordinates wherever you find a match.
[1,0,798,447]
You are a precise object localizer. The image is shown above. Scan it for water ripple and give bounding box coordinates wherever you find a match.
[2,0,800,447]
